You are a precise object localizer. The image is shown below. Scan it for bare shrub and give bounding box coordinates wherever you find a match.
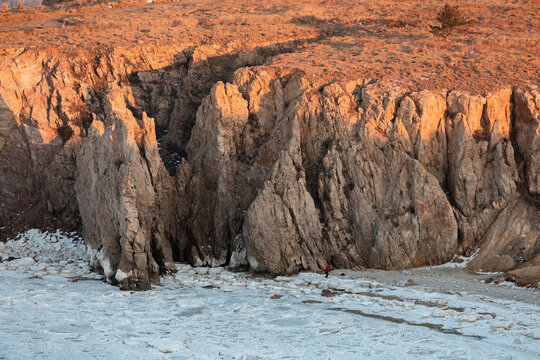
[437,3,475,28]
[432,3,475,36]
[16,2,23,9]
[1,3,8,11]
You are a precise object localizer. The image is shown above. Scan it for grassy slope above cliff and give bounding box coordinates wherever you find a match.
[0,0,538,93]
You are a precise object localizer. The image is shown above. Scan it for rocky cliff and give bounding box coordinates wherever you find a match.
[1,46,538,289]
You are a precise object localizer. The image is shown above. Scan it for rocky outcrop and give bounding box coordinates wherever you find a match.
[1,45,538,288]
[446,90,518,253]
[467,199,539,273]
[182,70,460,273]
[465,86,540,284]
[179,82,251,267]
[0,52,88,234]
[513,86,540,196]
[0,47,185,237]
[244,151,326,273]
[163,40,318,161]
[180,70,538,283]
[75,85,179,290]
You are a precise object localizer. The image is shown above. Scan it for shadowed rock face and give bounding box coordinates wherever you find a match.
[0,47,184,240]
[513,87,540,197]
[0,47,538,289]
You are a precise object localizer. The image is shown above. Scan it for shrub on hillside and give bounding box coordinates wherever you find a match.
[432,3,475,36]
[2,2,8,11]
[438,3,475,28]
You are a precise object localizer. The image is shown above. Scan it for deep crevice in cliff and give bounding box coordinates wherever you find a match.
[509,90,540,209]
[127,36,335,176]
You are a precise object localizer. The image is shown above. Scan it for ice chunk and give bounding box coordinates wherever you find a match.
[115,269,132,282]
[432,309,454,318]
[490,320,514,330]
[7,257,35,267]
[158,347,179,354]
[459,313,479,323]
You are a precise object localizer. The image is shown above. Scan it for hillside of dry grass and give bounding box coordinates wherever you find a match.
[0,0,538,93]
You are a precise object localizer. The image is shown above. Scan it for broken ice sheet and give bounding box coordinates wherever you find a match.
[1,230,539,359]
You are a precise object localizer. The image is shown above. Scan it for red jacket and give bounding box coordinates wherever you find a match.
[325,265,333,273]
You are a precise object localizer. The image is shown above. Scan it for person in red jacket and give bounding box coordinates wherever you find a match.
[325,264,333,278]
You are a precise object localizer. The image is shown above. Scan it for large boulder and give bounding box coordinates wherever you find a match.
[467,200,540,273]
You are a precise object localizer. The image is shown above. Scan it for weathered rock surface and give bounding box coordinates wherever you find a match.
[446,89,518,253]
[467,199,540,273]
[1,46,539,288]
[513,86,540,196]
[181,81,251,267]
[0,53,86,231]
[75,85,178,289]
[164,40,314,153]
[186,70,460,273]
[0,47,184,238]
[181,70,539,285]
[465,86,540,285]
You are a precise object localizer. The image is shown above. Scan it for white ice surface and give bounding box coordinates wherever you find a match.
[1,230,539,359]
[428,250,479,269]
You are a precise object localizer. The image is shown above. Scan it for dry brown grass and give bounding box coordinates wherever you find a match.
[0,0,537,94]
[430,3,476,37]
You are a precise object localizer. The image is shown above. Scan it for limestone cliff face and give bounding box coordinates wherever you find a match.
[0,47,538,289]
[513,87,540,196]
[0,51,87,230]
[445,90,518,254]
[465,86,540,284]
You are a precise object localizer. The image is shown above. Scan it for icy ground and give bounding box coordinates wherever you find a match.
[1,230,539,359]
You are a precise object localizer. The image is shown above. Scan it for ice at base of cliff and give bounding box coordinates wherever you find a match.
[1,230,539,360]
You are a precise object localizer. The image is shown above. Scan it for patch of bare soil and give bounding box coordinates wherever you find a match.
[0,0,538,93]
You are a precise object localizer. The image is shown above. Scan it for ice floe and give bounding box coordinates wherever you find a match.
[0,230,539,359]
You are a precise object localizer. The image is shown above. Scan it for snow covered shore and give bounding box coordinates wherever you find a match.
[1,230,539,359]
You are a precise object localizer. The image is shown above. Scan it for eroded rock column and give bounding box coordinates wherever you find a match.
[76,85,178,290]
